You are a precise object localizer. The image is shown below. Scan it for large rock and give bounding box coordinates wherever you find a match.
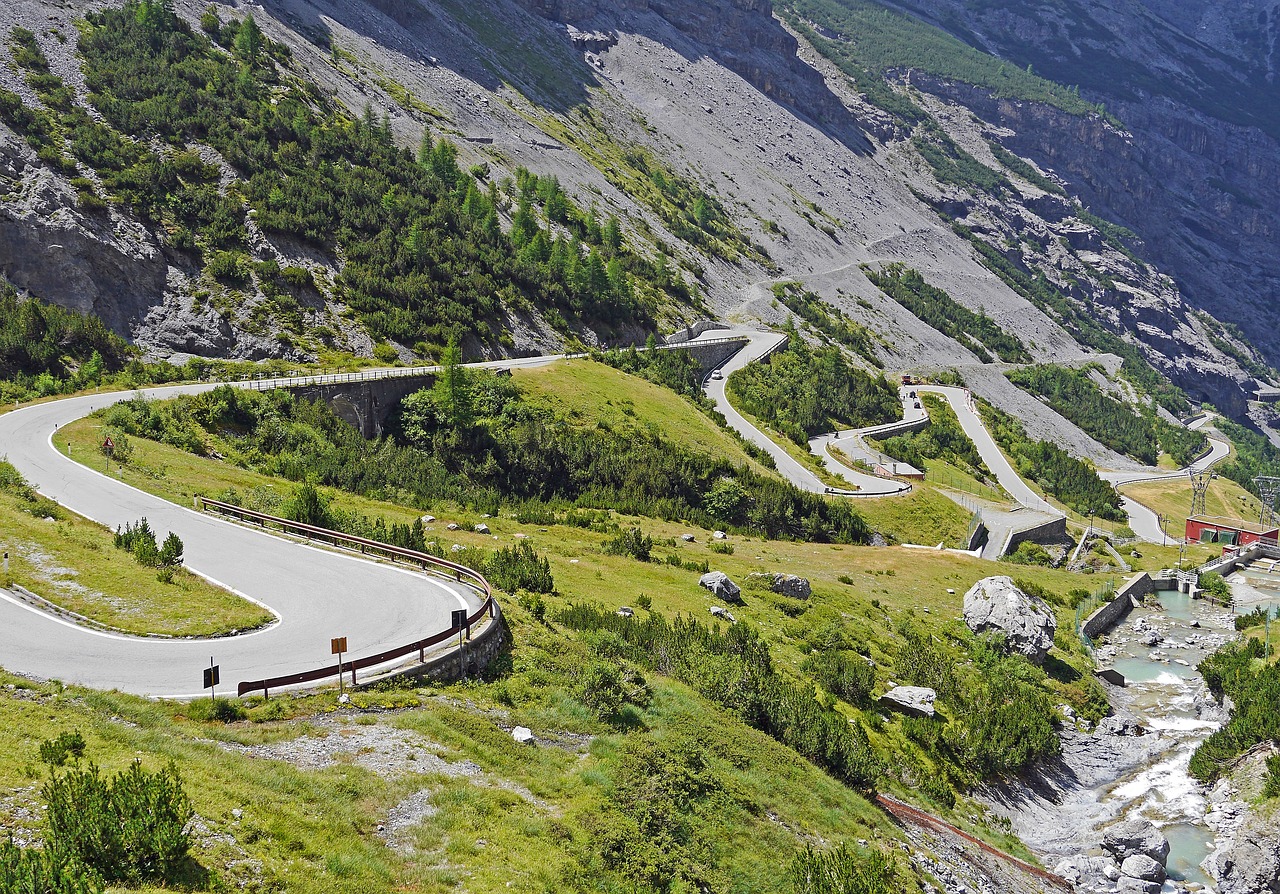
[1120,854,1166,884]
[878,685,936,718]
[962,576,1057,664]
[1103,818,1170,864]
[699,571,742,604]
[1206,814,1280,894]
[746,572,811,599]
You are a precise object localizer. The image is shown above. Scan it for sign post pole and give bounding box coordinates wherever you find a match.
[451,609,468,682]
[331,637,347,695]
[203,657,220,703]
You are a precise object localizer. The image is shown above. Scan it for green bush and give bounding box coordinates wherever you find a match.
[1003,541,1051,566]
[43,761,193,885]
[0,838,101,894]
[802,650,875,706]
[485,541,554,594]
[603,527,654,562]
[790,843,904,894]
[38,731,87,768]
[185,697,247,723]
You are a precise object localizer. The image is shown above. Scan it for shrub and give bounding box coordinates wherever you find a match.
[603,527,653,562]
[791,844,903,894]
[39,731,87,768]
[486,541,554,594]
[1002,541,1051,566]
[802,650,875,707]
[283,482,331,528]
[43,761,193,885]
[185,697,247,723]
[0,838,100,894]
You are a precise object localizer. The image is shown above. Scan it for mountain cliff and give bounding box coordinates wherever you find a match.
[0,0,1275,449]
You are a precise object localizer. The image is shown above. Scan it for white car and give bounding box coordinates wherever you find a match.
[711,370,724,380]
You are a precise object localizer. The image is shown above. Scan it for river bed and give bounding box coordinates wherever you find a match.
[984,589,1236,893]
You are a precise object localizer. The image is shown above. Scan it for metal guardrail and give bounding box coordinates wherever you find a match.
[195,498,498,697]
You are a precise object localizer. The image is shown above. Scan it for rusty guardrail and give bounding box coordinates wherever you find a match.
[194,498,497,697]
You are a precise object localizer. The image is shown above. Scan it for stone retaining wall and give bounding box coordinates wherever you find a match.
[1082,572,1158,639]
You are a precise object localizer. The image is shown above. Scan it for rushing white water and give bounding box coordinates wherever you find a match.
[1094,590,1236,891]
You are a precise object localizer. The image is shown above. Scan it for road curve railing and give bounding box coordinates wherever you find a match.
[195,498,498,697]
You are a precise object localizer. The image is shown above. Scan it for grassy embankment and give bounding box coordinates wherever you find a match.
[0,461,272,637]
[28,387,1091,891]
[42,359,1133,881]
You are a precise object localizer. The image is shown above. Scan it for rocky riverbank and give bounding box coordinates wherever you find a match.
[980,590,1236,892]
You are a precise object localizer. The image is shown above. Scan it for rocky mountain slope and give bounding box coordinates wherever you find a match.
[0,0,1275,453]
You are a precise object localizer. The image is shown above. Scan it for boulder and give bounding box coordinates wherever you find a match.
[713,530,728,540]
[746,572,812,599]
[420,515,436,523]
[962,576,1057,664]
[878,685,936,718]
[473,523,491,534]
[700,571,743,604]
[709,605,737,623]
[512,726,536,745]
[1140,628,1162,647]
[1103,818,1170,864]
[1097,715,1147,737]
[1206,822,1280,894]
[681,534,696,542]
[446,523,460,531]
[1120,854,1166,884]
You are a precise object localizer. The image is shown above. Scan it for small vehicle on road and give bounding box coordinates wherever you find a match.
[711,370,723,380]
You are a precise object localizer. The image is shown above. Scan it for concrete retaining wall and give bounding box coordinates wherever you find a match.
[665,321,729,343]
[360,606,507,688]
[1082,572,1158,639]
[1001,514,1068,557]
[670,338,749,378]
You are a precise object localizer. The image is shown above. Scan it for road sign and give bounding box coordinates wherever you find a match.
[203,664,219,689]
[102,436,114,457]
[451,609,467,629]
[331,637,347,655]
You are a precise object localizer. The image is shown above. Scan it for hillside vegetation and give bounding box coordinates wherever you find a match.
[863,264,1028,363]
[1006,365,1207,465]
[0,2,703,358]
[726,333,900,445]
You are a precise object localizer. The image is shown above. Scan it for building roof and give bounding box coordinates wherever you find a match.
[1188,515,1280,536]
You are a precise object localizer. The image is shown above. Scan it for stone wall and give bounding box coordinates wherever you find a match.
[1001,513,1069,557]
[1082,572,1156,639]
[288,372,435,438]
[361,604,507,687]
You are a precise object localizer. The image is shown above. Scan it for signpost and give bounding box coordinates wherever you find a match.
[332,637,347,694]
[203,658,219,702]
[452,609,468,680]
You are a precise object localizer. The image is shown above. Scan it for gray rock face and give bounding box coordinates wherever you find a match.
[1103,818,1170,864]
[1207,820,1280,894]
[1097,715,1147,737]
[699,571,742,604]
[878,685,936,718]
[962,576,1057,664]
[746,572,811,599]
[1120,854,1166,884]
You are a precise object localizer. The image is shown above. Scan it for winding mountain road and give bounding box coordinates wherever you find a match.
[0,328,1228,696]
[0,358,557,697]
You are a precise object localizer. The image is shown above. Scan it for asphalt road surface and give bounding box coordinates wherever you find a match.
[0,361,558,698]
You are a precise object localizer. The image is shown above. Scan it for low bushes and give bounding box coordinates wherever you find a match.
[0,732,196,892]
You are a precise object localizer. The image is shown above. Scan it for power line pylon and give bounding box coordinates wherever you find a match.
[1255,476,1280,528]
[1189,469,1217,519]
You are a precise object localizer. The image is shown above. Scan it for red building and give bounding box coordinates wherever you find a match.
[1185,515,1279,548]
